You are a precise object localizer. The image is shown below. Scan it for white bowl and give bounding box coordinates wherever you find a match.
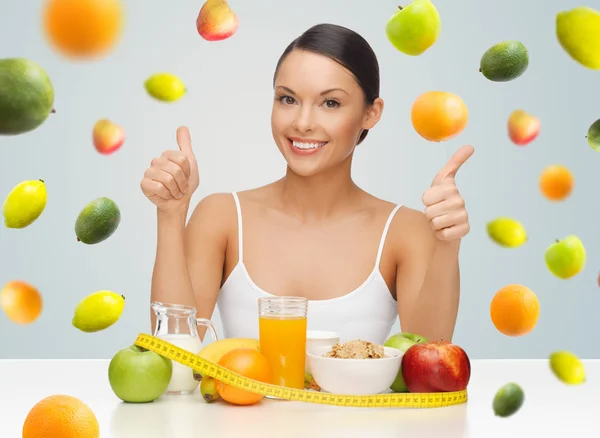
[306,344,403,395]
[305,331,340,373]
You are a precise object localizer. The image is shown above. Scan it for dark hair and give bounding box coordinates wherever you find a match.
[273,23,380,145]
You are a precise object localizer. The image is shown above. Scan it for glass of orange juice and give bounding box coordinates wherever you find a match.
[258,296,308,390]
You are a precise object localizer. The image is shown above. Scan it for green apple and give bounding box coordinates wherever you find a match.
[384,332,429,392]
[544,235,586,279]
[108,345,173,403]
[385,0,441,56]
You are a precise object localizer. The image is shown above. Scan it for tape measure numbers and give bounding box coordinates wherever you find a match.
[134,333,468,408]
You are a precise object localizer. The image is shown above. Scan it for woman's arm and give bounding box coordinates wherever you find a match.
[394,209,462,342]
[150,193,230,337]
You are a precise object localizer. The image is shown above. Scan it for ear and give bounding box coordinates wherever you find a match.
[363,97,384,130]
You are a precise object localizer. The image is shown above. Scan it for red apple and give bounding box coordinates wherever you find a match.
[507,109,540,146]
[401,340,471,393]
[93,119,125,155]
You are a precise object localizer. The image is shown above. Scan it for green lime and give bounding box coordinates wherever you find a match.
[493,382,524,417]
[586,118,600,151]
[549,351,586,385]
[479,40,529,82]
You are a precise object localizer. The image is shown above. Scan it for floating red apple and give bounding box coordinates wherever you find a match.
[93,119,124,155]
[401,340,471,393]
[196,0,239,42]
[507,109,540,146]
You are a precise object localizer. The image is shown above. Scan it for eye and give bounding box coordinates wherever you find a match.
[279,95,296,105]
[323,99,340,108]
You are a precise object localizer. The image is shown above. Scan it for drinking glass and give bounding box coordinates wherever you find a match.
[258,296,308,390]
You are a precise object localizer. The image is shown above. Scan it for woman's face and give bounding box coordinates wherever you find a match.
[271,49,383,177]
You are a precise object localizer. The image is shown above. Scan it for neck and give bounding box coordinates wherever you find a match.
[277,155,361,222]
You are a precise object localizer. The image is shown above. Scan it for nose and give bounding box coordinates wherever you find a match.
[293,105,316,133]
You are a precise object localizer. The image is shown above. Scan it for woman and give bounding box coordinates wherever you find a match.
[141,23,474,346]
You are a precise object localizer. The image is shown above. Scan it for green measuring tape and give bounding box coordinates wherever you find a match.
[134,333,468,408]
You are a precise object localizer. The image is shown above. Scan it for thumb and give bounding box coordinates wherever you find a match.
[176,126,195,158]
[432,145,474,186]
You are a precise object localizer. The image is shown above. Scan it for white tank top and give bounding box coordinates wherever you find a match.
[216,192,401,345]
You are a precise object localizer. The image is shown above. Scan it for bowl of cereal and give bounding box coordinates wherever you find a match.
[305,339,403,395]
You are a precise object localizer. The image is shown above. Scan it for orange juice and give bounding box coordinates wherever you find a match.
[259,315,307,389]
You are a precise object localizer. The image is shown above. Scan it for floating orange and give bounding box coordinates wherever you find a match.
[490,284,540,337]
[0,280,43,324]
[411,91,469,142]
[22,394,99,438]
[42,0,125,59]
[216,348,272,406]
[539,164,574,201]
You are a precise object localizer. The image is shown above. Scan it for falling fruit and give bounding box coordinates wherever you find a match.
[410,91,468,142]
[490,284,540,337]
[144,73,187,102]
[385,0,441,56]
[75,197,121,244]
[539,164,574,201]
[544,235,586,280]
[22,394,100,438]
[556,6,600,70]
[93,119,124,155]
[72,290,125,332]
[3,179,47,229]
[479,40,529,82]
[507,110,540,146]
[549,351,586,385]
[196,0,239,41]
[486,217,527,248]
[586,118,600,152]
[492,383,524,417]
[0,280,43,325]
[42,0,125,59]
[0,58,55,136]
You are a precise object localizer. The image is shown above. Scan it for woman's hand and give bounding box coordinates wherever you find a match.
[140,126,199,212]
[421,145,474,241]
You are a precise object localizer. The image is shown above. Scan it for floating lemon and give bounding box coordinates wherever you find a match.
[549,350,586,385]
[3,179,47,228]
[144,73,187,102]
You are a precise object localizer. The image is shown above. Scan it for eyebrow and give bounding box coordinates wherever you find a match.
[276,85,349,96]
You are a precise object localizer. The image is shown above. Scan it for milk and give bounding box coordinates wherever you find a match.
[158,333,204,394]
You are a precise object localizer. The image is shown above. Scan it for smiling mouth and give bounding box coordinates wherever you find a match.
[289,139,329,150]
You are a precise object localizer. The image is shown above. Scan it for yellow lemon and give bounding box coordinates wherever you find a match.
[144,73,187,102]
[72,290,125,332]
[3,179,47,228]
[549,350,586,385]
[556,6,600,70]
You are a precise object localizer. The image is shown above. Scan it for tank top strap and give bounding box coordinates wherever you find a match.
[375,204,402,269]
[231,192,244,262]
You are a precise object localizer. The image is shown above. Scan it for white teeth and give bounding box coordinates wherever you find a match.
[292,140,327,150]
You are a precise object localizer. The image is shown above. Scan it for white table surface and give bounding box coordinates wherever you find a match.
[1,359,598,437]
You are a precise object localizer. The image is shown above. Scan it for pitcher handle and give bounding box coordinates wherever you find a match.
[196,318,219,343]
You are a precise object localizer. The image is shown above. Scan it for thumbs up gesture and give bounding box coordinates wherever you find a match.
[421,145,474,241]
[141,126,199,211]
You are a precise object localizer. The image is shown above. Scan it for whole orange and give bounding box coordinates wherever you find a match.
[490,284,540,337]
[411,91,469,142]
[539,164,574,201]
[42,0,125,59]
[0,280,43,324]
[22,394,99,438]
[216,348,272,406]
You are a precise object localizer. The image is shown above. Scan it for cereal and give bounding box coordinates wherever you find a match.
[325,340,384,359]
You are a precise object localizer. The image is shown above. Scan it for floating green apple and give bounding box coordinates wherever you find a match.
[385,0,441,56]
[544,235,586,279]
[384,332,429,392]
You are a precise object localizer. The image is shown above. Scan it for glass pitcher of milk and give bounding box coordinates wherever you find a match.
[151,301,219,395]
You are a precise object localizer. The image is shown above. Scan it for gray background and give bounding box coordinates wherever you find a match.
[1,0,598,359]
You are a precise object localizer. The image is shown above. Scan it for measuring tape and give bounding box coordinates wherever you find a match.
[134,333,468,409]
